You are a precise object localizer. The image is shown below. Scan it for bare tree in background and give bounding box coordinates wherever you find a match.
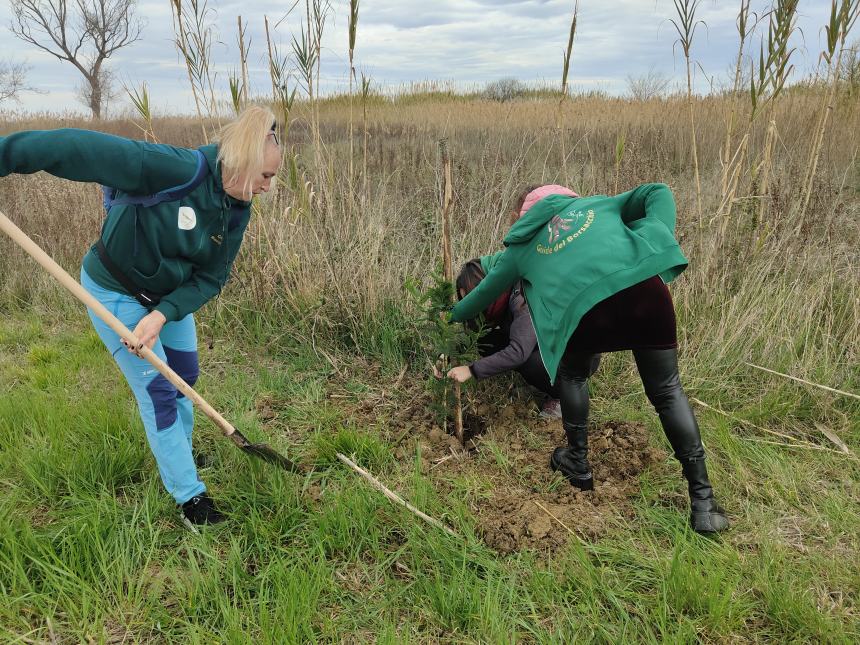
[625,67,672,101]
[0,58,38,105]
[9,0,143,118]
[76,66,119,115]
[484,77,526,102]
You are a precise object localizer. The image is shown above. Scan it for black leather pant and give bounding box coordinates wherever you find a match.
[555,347,726,529]
[557,348,705,464]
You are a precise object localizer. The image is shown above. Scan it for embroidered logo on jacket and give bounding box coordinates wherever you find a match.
[547,212,577,244]
[537,209,595,255]
[178,207,197,230]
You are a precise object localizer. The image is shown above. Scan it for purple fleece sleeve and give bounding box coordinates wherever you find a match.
[470,292,538,379]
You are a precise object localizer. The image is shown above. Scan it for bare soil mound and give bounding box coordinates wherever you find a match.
[324,371,669,554]
[398,401,667,554]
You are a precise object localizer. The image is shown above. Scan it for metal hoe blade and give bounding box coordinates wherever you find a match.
[232,429,303,473]
[241,443,303,472]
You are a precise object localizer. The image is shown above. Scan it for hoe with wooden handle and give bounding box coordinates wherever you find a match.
[0,209,301,473]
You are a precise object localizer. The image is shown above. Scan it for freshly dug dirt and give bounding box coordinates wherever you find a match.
[396,400,668,554]
[315,368,669,554]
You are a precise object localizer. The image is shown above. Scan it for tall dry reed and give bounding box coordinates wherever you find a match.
[670,0,705,222]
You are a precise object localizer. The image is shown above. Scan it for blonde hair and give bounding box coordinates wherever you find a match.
[216,105,279,191]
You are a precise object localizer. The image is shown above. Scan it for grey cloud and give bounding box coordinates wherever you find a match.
[0,0,835,112]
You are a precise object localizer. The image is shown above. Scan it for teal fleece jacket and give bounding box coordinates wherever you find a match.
[451,183,688,384]
[0,128,251,322]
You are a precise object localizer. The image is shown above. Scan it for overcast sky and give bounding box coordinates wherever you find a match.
[0,0,836,114]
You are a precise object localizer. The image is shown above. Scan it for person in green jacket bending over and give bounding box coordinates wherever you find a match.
[447,184,729,533]
[0,106,282,529]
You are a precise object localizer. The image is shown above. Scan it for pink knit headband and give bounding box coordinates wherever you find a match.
[519,184,579,217]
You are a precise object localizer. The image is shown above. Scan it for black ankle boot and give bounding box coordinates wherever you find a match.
[550,425,594,491]
[682,459,729,533]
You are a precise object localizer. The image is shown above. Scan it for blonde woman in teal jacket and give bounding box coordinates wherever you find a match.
[449,184,728,533]
[0,106,282,528]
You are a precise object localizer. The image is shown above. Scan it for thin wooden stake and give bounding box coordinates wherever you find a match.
[744,362,860,401]
[439,140,454,281]
[336,453,460,539]
[438,139,464,445]
[453,380,464,444]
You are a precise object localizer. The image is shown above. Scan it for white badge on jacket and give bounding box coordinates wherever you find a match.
[178,206,197,230]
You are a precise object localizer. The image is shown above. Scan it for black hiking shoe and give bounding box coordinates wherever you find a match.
[550,447,594,491]
[179,493,225,531]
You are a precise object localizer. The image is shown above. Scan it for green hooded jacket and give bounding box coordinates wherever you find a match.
[451,183,688,383]
[0,128,251,322]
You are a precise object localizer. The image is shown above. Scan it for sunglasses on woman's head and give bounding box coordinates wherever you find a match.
[269,122,279,146]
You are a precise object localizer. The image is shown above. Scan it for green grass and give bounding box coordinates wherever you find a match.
[1,311,858,643]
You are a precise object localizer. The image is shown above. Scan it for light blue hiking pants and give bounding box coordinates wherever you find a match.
[81,267,205,505]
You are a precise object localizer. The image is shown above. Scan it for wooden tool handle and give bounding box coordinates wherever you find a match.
[0,209,239,439]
